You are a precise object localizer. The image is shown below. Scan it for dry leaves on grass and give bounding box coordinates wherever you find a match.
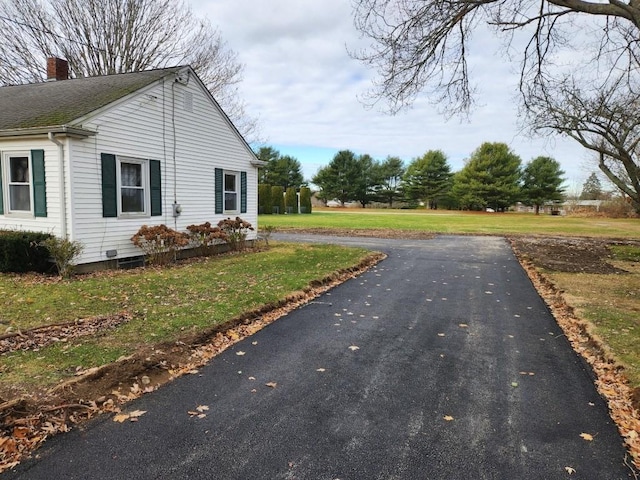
[0,313,132,354]
[516,252,640,470]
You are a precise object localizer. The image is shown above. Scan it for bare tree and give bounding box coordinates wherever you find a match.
[526,77,640,212]
[0,0,260,141]
[351,0,640,210]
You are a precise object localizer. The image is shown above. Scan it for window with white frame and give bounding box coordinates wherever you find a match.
[118,157,148,215]
[224,171,238,212]
[7,153,31,212]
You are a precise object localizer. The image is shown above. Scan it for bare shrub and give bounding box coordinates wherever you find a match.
[217,217,254,251]
[186,222,228,256]
[131,225,189,265]
[40,236,84,279]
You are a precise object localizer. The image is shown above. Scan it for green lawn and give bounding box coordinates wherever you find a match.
[260,208,640,238]
[0,243,373,391]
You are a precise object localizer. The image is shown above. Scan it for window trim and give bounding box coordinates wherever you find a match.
[116,156,150,217]
[3,151,33,215]
[223,170,239,214]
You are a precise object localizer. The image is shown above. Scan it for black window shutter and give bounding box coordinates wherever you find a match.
[31,149,47,217]
[149,160,162,216]
[240,171,247,214]
[101,153,117,217]
[215,168,223,214]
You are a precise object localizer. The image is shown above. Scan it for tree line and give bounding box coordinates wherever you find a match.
[256,147,310,214]
[311,142,565,213]
[256,143,566,213]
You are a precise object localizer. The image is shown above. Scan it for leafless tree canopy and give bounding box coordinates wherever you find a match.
[0,0,260,140]
[352,0,640,211]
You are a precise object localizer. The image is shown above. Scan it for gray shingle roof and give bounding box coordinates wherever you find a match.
[0,67,182,131]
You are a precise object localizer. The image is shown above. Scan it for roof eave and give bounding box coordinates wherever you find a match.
[0,125,97,138]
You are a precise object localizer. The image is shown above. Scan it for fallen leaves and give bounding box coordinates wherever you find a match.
[515,252,640,469]
[113,410,147,423]
[188,405,209,419]
[0,313,132,355]
[443,415,454,421]
[579,432,594,441]
[265,382,277,388]
[348,345,360,351]
[565,466,576,475]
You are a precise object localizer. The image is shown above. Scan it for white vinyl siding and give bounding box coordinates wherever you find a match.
[0,142,62,234]
[64,73,258,265]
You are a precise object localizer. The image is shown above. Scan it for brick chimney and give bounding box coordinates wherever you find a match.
[47,57,69,81]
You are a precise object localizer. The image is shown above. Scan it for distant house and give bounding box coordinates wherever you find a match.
[0,58,262,269]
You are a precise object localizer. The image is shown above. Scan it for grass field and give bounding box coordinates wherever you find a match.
[260,208,640,238]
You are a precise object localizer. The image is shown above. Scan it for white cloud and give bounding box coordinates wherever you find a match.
[191,0,594,185]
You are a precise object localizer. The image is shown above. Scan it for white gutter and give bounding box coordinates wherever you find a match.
[47,132,67,238]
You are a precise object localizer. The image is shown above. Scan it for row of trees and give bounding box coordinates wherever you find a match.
[311,143,565,213]
[258,184,312,214]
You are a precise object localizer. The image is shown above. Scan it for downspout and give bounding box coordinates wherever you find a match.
[47,132,67,238]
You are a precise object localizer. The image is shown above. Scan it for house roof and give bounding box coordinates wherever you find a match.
[0,67,183,133]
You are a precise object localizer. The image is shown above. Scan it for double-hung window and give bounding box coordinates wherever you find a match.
[0,150,47,217]
[215,168,246,215]
[8,154,31,212]
[101,153,161,218]
[224,172,238,213]
[119,158,147,215]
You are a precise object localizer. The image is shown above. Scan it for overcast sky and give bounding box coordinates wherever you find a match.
[192,0,594,191]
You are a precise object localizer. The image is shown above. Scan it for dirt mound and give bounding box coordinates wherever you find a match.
[510,235,638,274]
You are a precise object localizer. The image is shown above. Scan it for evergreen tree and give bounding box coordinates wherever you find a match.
[353,154,382,208]
[580,172,603,200]
[521,156,566,214]
[452,143,522,211]
[311,150,360,206]
[375,156,405,207]
[256,147,304,190]
[403,150,452,209]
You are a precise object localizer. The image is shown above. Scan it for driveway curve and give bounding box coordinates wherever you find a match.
[6,235,634,479]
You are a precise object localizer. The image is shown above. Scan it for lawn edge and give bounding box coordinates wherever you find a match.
[509,237,640,472]
[0,250,386,473]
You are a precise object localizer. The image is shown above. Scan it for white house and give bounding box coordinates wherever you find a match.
[0,58,262,269]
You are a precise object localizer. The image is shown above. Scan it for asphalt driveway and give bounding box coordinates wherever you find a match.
[6,235,634,479]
